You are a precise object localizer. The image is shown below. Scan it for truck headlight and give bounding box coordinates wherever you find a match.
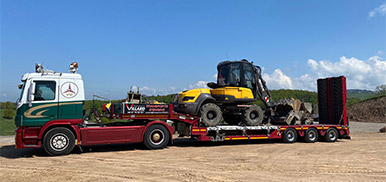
[182,96,195,101]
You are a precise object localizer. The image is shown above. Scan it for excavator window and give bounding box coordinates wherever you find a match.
[230,63,241,86]
[218,65,229,86]
[243,63,256,91]
[218,62,242,87]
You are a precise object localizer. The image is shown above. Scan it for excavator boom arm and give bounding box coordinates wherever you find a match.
[254,66,272,107]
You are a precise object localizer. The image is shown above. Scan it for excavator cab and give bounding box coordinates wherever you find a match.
[208,59,271,106]
[216,60,257,91]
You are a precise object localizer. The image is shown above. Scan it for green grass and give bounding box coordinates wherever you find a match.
[0,109,16,136]
[347,93,386,106]
[347,92,376,99]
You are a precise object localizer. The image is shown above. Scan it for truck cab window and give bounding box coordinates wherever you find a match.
[34,81,56,101]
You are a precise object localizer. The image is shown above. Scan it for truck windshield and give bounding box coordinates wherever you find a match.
[17,82,25,102]
[19,82,25,100]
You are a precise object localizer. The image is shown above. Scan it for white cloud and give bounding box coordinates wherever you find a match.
[262,55,386,91]
[189,81,209,89]
[369,3,386,17]
[303,56,386,90]
[262,69,293,89]
[187,74,217,89]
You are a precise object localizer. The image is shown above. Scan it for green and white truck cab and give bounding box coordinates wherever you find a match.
[16,63,85,127]
[14,63,174,155]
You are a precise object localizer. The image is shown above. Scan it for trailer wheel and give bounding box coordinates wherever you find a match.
[200,103,222,127]
[282,128,297,143]
[143,125,170,150]
[242,105,264,126]
[324,128,338,142]
[43,127,75,156]
[304,128,318,143]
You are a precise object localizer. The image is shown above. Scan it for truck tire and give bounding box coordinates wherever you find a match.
[43,127,75,156]
[282,128,297,143]
[143,125,170,150]
[242,105,264,126]
[324,128,338,142]
[304,128,318,143]
[200,103,222,127]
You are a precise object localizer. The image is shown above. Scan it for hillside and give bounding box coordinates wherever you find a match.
[347,95,386,123]
[347,89,377,99]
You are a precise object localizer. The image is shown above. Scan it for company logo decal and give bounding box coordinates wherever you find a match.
[126,104,146,112]
[61,82,79,98]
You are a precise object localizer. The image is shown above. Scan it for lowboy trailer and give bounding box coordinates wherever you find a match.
[15,63,350,155]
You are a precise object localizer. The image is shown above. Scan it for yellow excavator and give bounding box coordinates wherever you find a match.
[174,59,312,126]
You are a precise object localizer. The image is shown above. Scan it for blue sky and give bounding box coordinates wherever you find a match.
[1,0,385,101]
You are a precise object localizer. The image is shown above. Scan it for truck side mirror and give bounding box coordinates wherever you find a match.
[27,82,36,107]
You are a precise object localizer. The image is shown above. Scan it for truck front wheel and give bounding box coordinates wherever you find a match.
[43,127,75,156]
[143,125,170,150]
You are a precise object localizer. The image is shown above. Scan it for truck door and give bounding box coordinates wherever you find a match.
[58,79,84,119]
[23,80,59,126]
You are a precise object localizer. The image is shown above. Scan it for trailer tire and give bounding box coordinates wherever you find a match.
[242,105,264,126]
[200,103,222,127]
[304,128,318,143]
[143,125,170,150]
[282,128,297,143]
[324,128,338,142]
[43,127,75,156]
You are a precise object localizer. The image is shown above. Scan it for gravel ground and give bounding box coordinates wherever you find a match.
[349,121,386,133]
[1,127,385,182]
[1,121,384,144]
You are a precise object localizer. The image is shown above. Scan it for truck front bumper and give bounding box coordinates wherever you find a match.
[15,127,41,149]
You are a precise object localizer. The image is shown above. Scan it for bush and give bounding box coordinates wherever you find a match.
[376,85,386,95]
[100,117,111,124]
[0,101,16,110]
[3,109,15,119]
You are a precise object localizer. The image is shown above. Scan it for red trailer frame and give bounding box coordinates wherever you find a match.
[15,103,350,155]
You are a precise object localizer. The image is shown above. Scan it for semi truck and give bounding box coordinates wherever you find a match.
[14,62,350,155]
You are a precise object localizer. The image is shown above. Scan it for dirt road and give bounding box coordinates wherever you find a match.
[1,127,385,181]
